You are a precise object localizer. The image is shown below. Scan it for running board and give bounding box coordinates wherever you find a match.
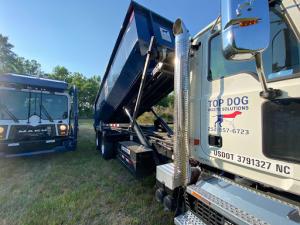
[174,211,206,225]
[175,176,300,225]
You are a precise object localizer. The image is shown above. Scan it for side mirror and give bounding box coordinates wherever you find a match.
[221,0,270,60]
[63,111,68,119]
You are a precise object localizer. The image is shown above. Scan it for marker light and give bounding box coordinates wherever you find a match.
[239,19,258,27]
[0,127,4,134]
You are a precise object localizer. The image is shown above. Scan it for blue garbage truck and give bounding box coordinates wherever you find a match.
[94,1,175,177]
[0,73,78,157]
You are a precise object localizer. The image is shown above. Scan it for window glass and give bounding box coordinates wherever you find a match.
[42,94,68,120]
[209,35,256,80]
[209,9,300,81]
[265,11,300,79]
[0,90,29,120]
[26,92,68,120]
[0,89,68,120]
[29,92,41,117]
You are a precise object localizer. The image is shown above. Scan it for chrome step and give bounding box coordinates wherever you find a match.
[174,211,207,225]
[185,177,299,225]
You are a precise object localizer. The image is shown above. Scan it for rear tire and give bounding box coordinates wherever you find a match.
[96,131,102,150]
[100,132,114,160]
[163,195,176,211]
[155,188,166,203]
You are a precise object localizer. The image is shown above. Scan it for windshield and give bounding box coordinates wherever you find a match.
[0,89,68,121]
[41,94,68,120]
[0,90,28,120]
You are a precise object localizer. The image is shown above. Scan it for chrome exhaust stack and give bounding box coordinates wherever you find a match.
[173,19,191,186]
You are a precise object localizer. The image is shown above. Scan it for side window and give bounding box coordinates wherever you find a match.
[265,10,300,80]
[209,9,300,81]
[272,29,286,72]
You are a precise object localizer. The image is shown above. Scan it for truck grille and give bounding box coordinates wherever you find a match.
[9,125,56,141]
[185,193,236,225]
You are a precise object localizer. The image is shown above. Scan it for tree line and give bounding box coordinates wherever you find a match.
[0,33,174,121]
[0,34,100,118]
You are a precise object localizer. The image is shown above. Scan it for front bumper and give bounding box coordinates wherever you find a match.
[0,137,76,157]
[175,176,300,225]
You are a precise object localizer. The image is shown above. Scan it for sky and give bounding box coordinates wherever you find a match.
[0,0,220,77]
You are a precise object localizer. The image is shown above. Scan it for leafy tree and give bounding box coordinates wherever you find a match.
[82,75,101,117]
[48,67,101,118]
[157,93,174,108]
[22,59,42,75]
[14,57,43,76]
[0,34,18,73]
[0,34,43,76]
[70,74,100,118]
[69,72,87,117]
[49,66,70,82]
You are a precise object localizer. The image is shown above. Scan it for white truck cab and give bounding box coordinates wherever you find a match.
[190,0,300,196]
[157,1,300,224]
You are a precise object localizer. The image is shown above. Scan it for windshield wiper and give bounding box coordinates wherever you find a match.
[0,103,19,123]
[39,91,53,123]
[41,104,54,122]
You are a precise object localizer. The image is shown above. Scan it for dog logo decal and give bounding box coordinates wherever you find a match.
[214,111,242,128]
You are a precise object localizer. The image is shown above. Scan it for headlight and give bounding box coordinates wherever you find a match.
[58,124,68,136]
[0,126,7,140]
[59,125,67,131]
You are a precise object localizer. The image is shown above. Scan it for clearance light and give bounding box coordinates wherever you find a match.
[191,191,211,206]
[239,19,258,27]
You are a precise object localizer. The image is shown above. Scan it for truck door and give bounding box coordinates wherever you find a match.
[198,9,300,187]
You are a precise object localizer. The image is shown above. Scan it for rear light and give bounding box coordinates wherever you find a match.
[57,124,68,136]
[0,126,7,140]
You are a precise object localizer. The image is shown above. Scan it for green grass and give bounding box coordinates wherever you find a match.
[0,120,173,225]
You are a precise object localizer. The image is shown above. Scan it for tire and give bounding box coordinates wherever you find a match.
[100,132,114,160]
[163,195,176,211]
[155,188,166,203]
[96,131,102,150]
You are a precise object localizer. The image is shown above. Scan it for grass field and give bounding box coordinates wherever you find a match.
[0,120,173,225]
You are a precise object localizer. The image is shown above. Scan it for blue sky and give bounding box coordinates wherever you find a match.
[0,0,219,77]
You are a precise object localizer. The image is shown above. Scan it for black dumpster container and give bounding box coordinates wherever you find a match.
[94,1,174,125]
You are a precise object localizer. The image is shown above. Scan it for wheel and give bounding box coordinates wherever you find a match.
[155,188,166,203]
[96,131,102,150]
[100,132,114,160]
[163,195,176,211]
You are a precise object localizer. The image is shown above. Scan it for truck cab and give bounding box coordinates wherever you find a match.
[162,0,300,224]
[0,73,78,157]
[189,0,300,196]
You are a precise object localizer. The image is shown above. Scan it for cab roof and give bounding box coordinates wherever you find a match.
[0,73,68,92]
